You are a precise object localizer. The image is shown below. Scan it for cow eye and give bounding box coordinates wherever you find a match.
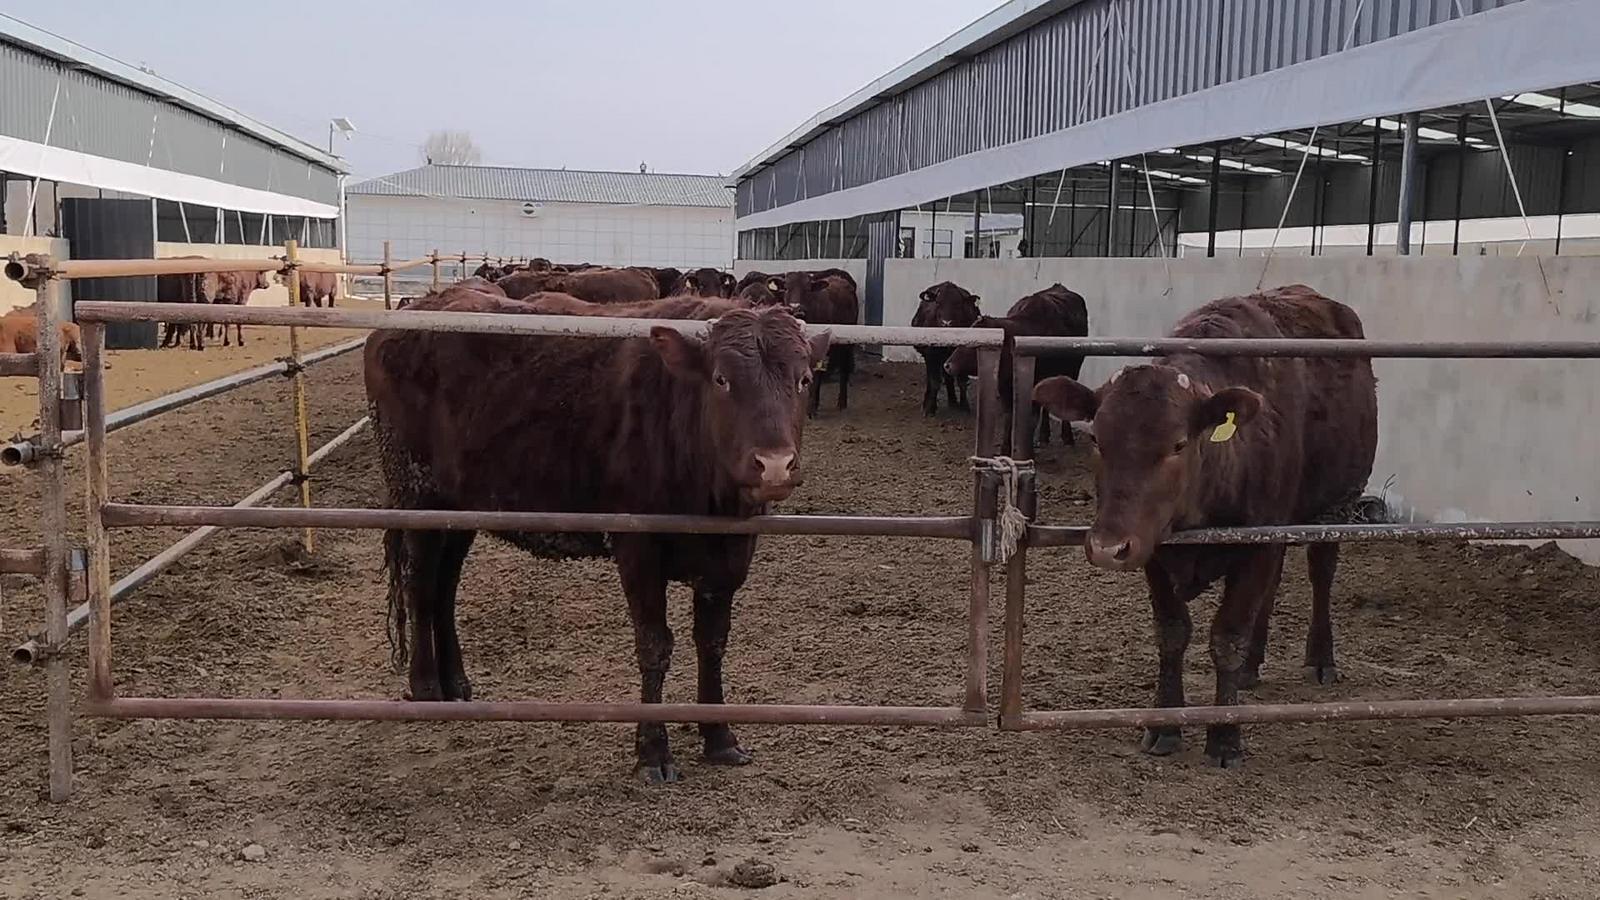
[713,372,730,390]
[1172,439,1189,455]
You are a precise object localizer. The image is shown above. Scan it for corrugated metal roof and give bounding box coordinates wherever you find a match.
[0,12,345,173]
[348,165,735,208]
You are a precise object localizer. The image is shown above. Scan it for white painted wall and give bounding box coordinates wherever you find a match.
[883,255,1600,563]
[345,195,734,270]
[732,259,867,323]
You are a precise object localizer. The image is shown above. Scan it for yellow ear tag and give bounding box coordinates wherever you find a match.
[1210,412,1238,443]
[813,357,829,373]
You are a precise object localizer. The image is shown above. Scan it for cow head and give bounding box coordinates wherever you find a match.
[918,281,981,328]
[649,307,831,504]
[60,323,84,363]
[681,268,736,299]
[943,315,1004,378]
[1032,366,1263,571]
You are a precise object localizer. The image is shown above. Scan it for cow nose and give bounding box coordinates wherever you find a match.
[752,450,797,487]
[1085,533,1137,569]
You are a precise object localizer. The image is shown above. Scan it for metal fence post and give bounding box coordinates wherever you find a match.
[32,265,73,801]
[430,249,440,292]
[382,240,393,311]
[283,240,316,554]
[84,321,113,702]
[1000,353,1036,728]
[965,348,1003,715]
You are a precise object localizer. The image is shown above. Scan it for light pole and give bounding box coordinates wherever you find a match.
[328,118,356,260]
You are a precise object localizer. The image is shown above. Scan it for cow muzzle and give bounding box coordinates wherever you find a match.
[1084,531,1144,571]
[743,449,802,503]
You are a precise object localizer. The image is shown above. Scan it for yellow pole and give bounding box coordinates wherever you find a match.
[283,240,316,554]
[382,240,393,311]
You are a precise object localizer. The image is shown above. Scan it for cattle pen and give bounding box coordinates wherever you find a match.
[4,252,1600,804]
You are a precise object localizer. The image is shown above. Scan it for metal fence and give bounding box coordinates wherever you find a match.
[4,250,1599,803]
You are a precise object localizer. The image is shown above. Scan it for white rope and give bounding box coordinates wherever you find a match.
[1256,0,1368,286]
[23,75,62,238]
[1048,5,1116,229]
[971,456,1033,563]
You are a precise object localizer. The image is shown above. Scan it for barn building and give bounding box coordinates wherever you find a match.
[344,164,735,279]
[0,16,346,327]
[733,0,1600,561]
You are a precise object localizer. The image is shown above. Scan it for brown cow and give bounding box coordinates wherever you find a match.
[365,293,829,783]
[471,261,499,280]
[526,292,746,320]
[0,316,82,366]
[632,267,682,297]
[156,256,209,350]
[736,279,783,308]
[669,268,736,299]
[496,269,563,300]
[782,271,859,416]
[206,269,271,346]
[1031,285,1378,767]
[911,281,982,416]
[735,271,783,297]
[453,276,507,296]
[552,267,660,304]
[947,283,1089,447]
[299,270,339,308]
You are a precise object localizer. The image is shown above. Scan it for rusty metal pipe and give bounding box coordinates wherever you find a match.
[0,352,37,377]
[0,548,45,576]
[1013,335,1600,358]
[86,696,989,727]
[1028,521,1600,547]
[1006,695,1600,730]
[100,504,975,538]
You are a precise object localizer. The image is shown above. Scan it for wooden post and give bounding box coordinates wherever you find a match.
[84,322,113,702]
[283,240,316,554]
[34,269,72,801]
[382,240,393,311]
[965,348,1003,715]
[430,249,440,292]
[1000,354,1036,728]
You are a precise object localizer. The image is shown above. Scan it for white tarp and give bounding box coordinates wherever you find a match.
[0,134,340,219]
[737,0,1600,231]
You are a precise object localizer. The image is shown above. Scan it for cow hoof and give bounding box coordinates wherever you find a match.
[446,679,474,702]
[1205,728,1245,769]
[1206,746,1246,769]
[1304,664,1341,686]
[1139,727,1182,756]
[704,745,753,766]
[637,761,681,785]
[403,683,444,702]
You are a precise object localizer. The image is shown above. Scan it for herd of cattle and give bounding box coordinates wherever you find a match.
[366,263,1380,778]
[154,261,338,351]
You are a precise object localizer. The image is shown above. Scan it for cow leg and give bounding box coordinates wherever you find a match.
[1241,550,1287,689]
[235,324,246,347]
[1034,402,1051,445]
[692,588,751,765]
[403,530,446,702]
[1206,546,1285,768]
[808,374,822,419]
[921,357,940,416]
[1140,564,1190,756]
[954,374,970,411]
[834,349,851,411]
[432,530,476,701]
[1304,542,1341,685]
[616,543,677,783]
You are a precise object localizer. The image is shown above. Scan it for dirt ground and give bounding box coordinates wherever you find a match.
[2,349,1599,899]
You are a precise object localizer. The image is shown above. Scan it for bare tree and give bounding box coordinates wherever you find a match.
[420,130,483,166]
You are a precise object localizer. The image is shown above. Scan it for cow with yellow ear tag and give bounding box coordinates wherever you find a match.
[1031,285,1377,769]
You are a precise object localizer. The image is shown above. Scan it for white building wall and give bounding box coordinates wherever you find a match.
[345,195,734,270]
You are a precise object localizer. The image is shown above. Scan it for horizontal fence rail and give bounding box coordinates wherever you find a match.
[1005,695,1600,729]
[86,697,989,727]
[0,352,37,377]
[1011,335,1600,358]
[1029,521,1600,547]
[99,504,976,539]
[4,254,436,282]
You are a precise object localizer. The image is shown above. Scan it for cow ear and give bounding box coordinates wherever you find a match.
[649,326,706,379]
[919,288,934,303]
[968,293,980,304]
[1032,376,1098,422]
[807,329,832,366]
[1192,386,1263,437]
[721,273,736,290]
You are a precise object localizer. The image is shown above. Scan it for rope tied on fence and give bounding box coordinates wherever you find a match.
[970,456,1034,563]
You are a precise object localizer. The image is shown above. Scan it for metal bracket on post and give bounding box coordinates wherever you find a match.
[59,372,83,433]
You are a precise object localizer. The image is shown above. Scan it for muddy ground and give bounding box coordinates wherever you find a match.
[1,350,1598,899]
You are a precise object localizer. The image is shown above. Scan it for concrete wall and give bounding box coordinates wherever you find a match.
[0,235,69,313]
[883,255,1600,563]
[732,259,868,323]
[346,195,734,271]
[154,242,344,306]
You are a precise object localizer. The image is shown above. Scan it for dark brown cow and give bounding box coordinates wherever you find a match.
[366,293,829,783]
[735,271,783,297]
[911,281,982,416]
[782,270,859,416]
[300,271,339,308]
[496,269,563,300]
[453,276,507,296]
[736,279,784,308]
[634,267,682,298]
[947,283,1089,447]
[526,292,747,319]
[669,268,736,299]
[553,267,661,303]
[206,269,271,346]
[157,256,208,349]
[1031,285,1378,767]
[471,261,499,280]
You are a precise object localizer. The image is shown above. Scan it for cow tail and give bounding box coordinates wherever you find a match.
[384,528,409,671]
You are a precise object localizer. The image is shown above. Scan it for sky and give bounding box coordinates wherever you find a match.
[1,0,1000,181]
